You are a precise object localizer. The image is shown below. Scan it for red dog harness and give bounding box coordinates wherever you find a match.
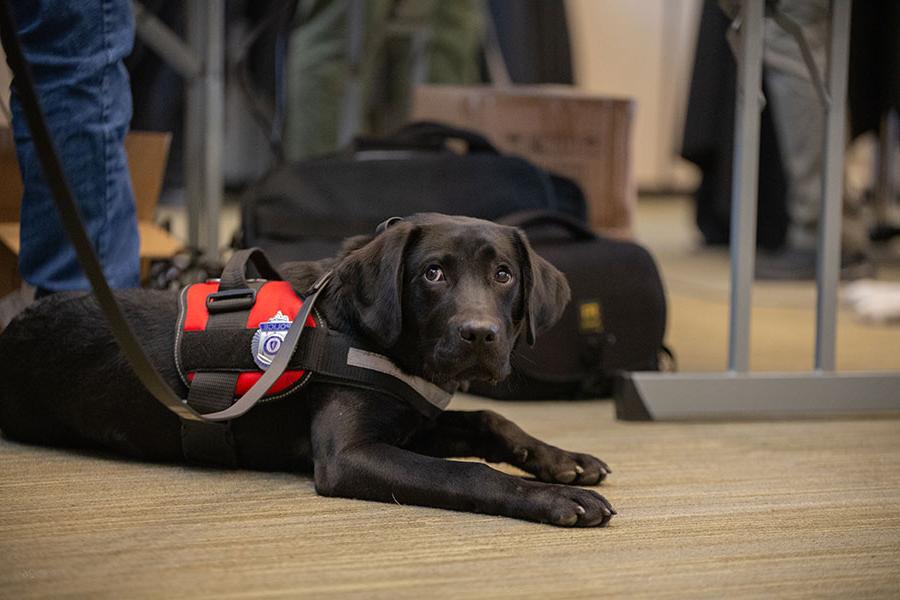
[176,279,319,404]
[175,248,452,466]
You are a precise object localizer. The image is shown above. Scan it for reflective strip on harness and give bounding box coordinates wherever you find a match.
[346,348,452,411]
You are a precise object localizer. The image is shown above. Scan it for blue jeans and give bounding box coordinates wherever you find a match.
[10,0,139,292]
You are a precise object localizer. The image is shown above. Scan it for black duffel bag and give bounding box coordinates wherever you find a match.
[469,210,669,400]
[240,121,586,265]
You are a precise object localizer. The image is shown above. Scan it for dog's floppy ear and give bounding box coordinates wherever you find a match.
[513,228,571,346]
[334,221,416,348]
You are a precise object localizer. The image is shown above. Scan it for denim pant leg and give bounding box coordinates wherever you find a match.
[10,0,140,292]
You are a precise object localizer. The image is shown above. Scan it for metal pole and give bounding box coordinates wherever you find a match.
[202,1,224,261]
[727,0,765,372]
[184,1,224,259]
[184,1,203,250]
[814,0,852,370]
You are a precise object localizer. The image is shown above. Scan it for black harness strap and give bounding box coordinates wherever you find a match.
[184,254,276,419]
[182,368,240,468]
[186,294,253,413]
[187,372,241,413]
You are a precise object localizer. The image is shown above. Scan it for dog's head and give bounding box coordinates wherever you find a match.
[332,214,570,388]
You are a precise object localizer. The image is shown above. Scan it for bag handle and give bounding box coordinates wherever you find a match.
[499,210,597,241]
[354,121,499,155]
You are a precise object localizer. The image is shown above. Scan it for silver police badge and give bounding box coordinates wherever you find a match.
[251,310,292,370]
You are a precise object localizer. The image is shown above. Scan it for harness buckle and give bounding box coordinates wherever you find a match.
[206,288,256,313]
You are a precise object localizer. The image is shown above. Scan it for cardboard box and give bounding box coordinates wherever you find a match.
[412,85,636,238]
[0,128,182,296]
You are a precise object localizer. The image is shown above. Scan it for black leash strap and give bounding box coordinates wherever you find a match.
[0,5,322,428]
[0,3,205,423]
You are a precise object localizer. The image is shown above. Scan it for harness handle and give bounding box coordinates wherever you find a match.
[218,247,283,291]
[205,247,281,314]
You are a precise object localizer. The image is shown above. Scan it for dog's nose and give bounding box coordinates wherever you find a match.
[459,320,499,345]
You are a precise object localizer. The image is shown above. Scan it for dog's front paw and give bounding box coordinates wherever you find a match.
[526,484,616,527]
[517,445,611,486]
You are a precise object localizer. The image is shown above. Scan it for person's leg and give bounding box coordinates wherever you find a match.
[283,0,483,159]
[9,0,139,294]
[283,0,351,161]
[283,0,392,161]
[425,0,484,85]
[758,0,871,279]
[763,0,829,253]
[373,0,483,132]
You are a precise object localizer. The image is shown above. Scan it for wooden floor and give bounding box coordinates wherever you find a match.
[2,197,900,598]
[2,397,900,599]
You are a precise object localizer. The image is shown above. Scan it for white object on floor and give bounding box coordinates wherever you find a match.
[842,279,900,324]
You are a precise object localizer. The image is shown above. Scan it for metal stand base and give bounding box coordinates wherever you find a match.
[611,1,900,422]
[615,372,900,421]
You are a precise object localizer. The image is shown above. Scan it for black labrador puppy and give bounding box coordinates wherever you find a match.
[0,214,615,527]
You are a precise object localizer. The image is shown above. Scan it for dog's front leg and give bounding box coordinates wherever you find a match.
[315,441,614,527]
[405,410,611,486]
[310,399,615,527]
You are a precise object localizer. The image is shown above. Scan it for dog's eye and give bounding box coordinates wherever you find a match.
[494,267,513,284]
[424,265,445,282]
